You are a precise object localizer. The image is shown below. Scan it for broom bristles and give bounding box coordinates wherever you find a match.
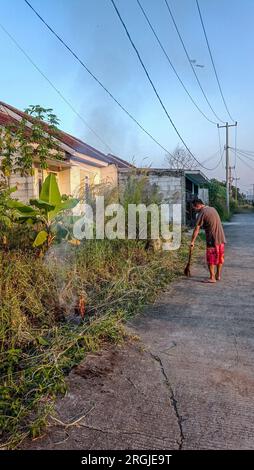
[184,245,193,277]
[184,263,191,277]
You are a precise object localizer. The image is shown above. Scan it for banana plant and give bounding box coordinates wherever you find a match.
[7,174,79,249]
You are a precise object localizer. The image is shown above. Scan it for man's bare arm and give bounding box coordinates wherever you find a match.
[190,225,200,247]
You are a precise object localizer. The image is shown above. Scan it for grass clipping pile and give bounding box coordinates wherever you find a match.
[0,236,202,448]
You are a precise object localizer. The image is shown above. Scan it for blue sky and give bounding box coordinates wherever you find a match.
[0,0,253,192]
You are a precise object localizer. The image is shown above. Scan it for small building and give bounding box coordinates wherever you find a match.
[118,168,209,226]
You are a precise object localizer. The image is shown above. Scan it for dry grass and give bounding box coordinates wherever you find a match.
[0,235,204,448]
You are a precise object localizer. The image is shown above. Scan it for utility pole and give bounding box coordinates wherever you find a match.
[229,166,235,197]
[217,121,237,216]
[233,177,240,203]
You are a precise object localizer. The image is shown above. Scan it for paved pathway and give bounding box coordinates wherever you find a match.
[25,213,254,450]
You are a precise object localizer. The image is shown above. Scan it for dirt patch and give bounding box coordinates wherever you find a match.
[74,346,119,379]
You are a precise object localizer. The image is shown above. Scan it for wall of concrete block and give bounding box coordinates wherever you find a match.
[118,169,186,225]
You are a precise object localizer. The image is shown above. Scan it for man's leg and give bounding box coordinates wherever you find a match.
[216,264,223,280]
[205,247,217,282]
[216,244,225,280]
[208,264,216,282]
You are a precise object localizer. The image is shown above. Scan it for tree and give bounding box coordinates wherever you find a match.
[165,146,198,170]
[231,185,247,205]
[208,179,230,220]
[0,105,63,186]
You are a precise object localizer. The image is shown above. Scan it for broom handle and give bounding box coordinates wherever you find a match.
[188,244,194,263]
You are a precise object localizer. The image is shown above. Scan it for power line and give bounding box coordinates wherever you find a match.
[234,127,237,186]
[217,125,222,155]
[234,126,237,167]
[214,148,225,170]
[232,149,254,162]
[163,0,225,124]
[136,0,217,125]
[200,148,225,171]
[0,22,114,156]
[24,0,221,172]
[23,0,176,160]
[196,0,236,123]
[236,154,254,171]
[110,0,194,159]
[200,148,222,165]
[230,147,254,159]
[110,0,217,171]
[200,149,219,165]
[216,125,225,170]
[231,147,254,155]
[234,152,254,170]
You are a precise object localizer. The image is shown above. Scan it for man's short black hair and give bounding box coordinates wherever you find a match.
[192,198,204,207]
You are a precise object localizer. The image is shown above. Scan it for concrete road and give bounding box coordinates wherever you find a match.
[132,212,254,449]
[24,212,254,450]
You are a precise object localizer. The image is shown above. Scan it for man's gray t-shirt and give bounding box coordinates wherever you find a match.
[196,206,226,247]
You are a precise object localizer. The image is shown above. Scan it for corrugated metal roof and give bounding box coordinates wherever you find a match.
[184,170,209,185]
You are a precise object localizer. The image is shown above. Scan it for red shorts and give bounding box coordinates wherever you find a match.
[206,243,225,265]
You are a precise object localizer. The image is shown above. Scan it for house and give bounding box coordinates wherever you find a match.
[0,101,209,226]
[0,101,133,202]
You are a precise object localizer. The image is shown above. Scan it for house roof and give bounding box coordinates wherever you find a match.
[0,112,14,127]
[0,101,133,169]
[184,170,209,185]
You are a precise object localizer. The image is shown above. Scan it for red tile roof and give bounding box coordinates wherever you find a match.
[0,101,133,168]
[0,112,15,127]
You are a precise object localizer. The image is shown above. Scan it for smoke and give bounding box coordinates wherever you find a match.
[63,0,164,165]
[74,45,143,160]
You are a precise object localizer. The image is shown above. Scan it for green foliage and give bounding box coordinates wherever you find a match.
[0,105,63,183]
[120,171,162,240]
[33,230,48,248]
[39,170,61,207]
[121,171,162,207]
[0,128,17,180]
[231,185,247,205]
[0,186,20,247]
[9,174,79,249]
[0,235,203,448]
[208,178,237,220]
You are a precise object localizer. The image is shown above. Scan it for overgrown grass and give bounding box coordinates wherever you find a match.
[0,236,203,448]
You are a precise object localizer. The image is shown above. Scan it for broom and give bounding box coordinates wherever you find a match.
[184,245,194,277]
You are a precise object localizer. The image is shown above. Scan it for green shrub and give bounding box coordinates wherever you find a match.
[208,179,237,220]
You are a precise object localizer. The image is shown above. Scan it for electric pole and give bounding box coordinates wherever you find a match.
[217,121,237,216]
[229,166,235,197]
[233,177,240,203]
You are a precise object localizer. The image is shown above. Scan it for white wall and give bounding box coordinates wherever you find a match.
[9,174,36,202]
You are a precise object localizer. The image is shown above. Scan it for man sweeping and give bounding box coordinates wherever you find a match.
[190,198,226,283]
